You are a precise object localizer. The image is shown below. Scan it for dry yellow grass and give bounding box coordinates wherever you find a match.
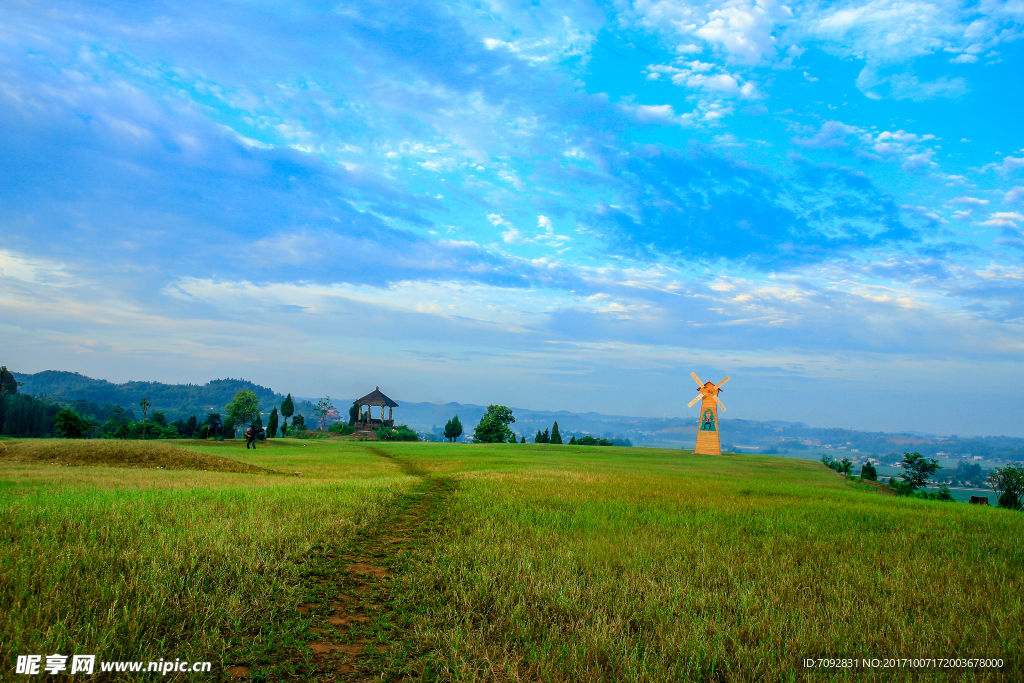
[0,439,272,474]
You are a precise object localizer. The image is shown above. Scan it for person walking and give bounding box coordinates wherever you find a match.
[245,425,257,449]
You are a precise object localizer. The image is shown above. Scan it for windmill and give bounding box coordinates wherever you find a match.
[687,372,730,455]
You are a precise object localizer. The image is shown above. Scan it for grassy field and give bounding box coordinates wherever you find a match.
[1,438,1021,681]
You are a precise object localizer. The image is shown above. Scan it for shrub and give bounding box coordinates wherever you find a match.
[328,423,354,435]
[575,436,615,446]
[377,425,419,442]
[913,485,956,502]
[860,460,878,481]
[821,456,852,476]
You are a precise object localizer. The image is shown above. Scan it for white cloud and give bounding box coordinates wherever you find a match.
[673,71,760,98]
[631,103,678,124]
[1005,187,1024,204]
[948,196,989,206]
[0,249,76,287]
[999,156,1024,175]
[694,0,794,65]
[791,120,861,149]
[902,152,937,174]
[981,212,1024,227]
[949,53,978,64]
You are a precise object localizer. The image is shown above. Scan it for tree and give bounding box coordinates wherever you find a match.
[860,460,878,481]
[292,414,307,431]
[0,366,20,400]
[508,431,518,444]
[349,402,360,426]
[267,406,279,438]
[280,393,295,433]
[444,415,463,442]
[139,396,152,440]
[988,464,1024,511]
[535,428,549,444]
[314,396,332,432]
[550,421,562,445]
[54,408,94,439]
[0,367,23,449]
[225,390,261,432]
[151,411,168,427]
[569,435,577,445]
[898,451,941,492]
[186,414,198,437]
[473,405,515,443]
[520,435,525,444]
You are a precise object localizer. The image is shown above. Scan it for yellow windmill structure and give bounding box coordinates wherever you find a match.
[687,372,730,455]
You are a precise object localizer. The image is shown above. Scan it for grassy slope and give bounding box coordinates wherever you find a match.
[382,443,1023,682]
[0,439,418,679]
[1,439,1020,682]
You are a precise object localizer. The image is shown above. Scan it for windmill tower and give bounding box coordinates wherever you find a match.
[688,372,729,455]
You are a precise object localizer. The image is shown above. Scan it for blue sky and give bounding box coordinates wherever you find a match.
[2,0,1023,436]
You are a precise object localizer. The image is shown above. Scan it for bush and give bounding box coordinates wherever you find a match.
[377,425,419,442]
[575,435,614,446]
[913,485,956,502]
[328,423,354,435]
[821,456,853,476]
[860,460,878,481]
[199,424,209,439]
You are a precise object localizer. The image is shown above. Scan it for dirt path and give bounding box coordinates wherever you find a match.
[295,446,447,682]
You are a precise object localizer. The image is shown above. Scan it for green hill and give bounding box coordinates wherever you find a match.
[11,371,313,422]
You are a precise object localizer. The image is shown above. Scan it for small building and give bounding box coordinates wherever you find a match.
[354,387,398,431]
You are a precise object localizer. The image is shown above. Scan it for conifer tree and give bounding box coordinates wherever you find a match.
[267,406,279,437]
[551,421,562,444]
[444,415,463,442]
[280,393,295,433]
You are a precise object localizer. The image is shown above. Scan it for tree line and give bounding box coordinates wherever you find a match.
[434,406,629,446]
[823,451,1023,510]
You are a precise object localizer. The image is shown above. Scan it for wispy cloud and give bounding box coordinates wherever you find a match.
[1,0,1023,434]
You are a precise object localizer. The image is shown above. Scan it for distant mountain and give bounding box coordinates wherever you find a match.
[13,371,315,421]
[11,370,1024,461]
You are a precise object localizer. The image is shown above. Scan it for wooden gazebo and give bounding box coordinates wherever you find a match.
[354,386,398,429]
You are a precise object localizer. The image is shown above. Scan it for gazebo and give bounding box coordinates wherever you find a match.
[354,386,398,430]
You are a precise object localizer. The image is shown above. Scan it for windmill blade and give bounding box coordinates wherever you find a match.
[715,376,730,389]
[687,394,703,407]
[713,394,727,411]
[690,372,703,387]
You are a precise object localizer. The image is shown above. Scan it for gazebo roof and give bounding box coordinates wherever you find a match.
[355,386,398,407]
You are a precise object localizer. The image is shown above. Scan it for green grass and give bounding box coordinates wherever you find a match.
[1,439,1021,681]
[0,439,417,679]
[374,445,1023,681]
